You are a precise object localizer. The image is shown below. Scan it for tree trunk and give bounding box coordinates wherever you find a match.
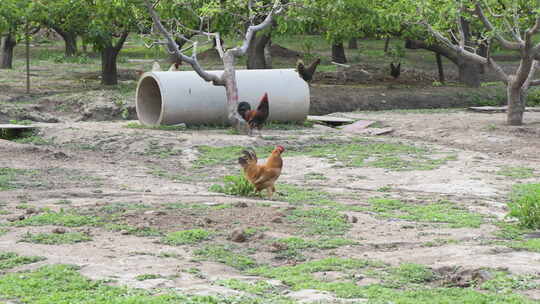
[435,53,445,83]
[477,43,488,74]
[0,34,16,69]
[222,52,246,132]
[101,46,119,85]
[506,80,526,126]
[457,59,481,88]
[348,38,358,49]
[384,37,391,53]
[52,27,78,57]
[264,39,272,69]
[332,42,347,63]
[246,32,271,69]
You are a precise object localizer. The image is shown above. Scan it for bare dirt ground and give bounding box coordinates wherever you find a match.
[1,106,540,302]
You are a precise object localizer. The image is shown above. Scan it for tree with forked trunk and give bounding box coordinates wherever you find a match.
[412,0,540,125]
[144,0,285,132]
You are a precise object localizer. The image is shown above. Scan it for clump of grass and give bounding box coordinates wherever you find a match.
[0,168,36,191]
[0,228,9,236]
[480,271,540,293]
[508,183,540,229]
[20,232,92,245]
[162,229,212,245]
[209,174,257,197]
[496,167,535,179]
[0,252,45,270]
[13,211,102,227]
[383,263,436,287]
[288,207,351,236]
[367,198,484,228]
[0,264,254,303]
[135,274,164,281]
[194,245,256,270]
[273,237,356,260]
[105,223,163,237]
[125,122,186,131]
[249,257,383,298]
[276,184,339,207]
[291,140,456,171]
[217,279,278,296]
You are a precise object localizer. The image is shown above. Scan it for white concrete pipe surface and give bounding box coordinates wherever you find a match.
[135,69,310,126]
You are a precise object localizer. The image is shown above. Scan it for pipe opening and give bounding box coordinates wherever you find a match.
[136,76,162,126]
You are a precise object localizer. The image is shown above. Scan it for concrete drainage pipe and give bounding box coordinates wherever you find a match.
[135,69,310,126]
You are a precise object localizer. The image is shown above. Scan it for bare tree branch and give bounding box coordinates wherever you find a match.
[475,1,522,50]
[144,0,224,86]
[228,0,283,57]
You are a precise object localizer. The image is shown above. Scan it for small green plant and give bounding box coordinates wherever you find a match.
[125,122,187,131]
[20,232,92,245]
[135,274,164,281]
[497,167,535,179]
[0,252,45,270]
[287,207,351,236]
[432,81,443,87]
[162,229,212,245]
[508,183,540,229]
[273,237,356,261]
[0,168,36,191]
[367,198,484,228]
[194,245,257,270]
[209,174,257,197]
[480,271,540,293]
[13,211,103,227]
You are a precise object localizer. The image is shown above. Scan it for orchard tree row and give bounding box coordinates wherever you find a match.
[1,0,539,125]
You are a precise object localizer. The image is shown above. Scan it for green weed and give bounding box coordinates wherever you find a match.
[0,168,37,191]
[162,229,212,245]
[508,183,540,229]
[20,232,92,245]
[480,271,540,293]
[367,198,484,228]
[287,207,351,236]
[273,237,357,261]
[135,274,164,281]
[497,167,535,179]
[13,211,103,227]
[104,223,163,237]
[0,252,45,270]
[0,264,260,303]
[209,174,257,197]
[194,245,257,270]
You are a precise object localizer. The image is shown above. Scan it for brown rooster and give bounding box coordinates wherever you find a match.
[296,55,321,84]
[238,146,284,198]
[237,92,269,136]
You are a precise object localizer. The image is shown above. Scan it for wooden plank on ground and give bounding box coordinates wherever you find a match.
[307,115,354,126]
[468,106,540,113]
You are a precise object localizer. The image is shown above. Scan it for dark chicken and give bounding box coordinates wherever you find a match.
[237,92,269,136]
[390,62,401,79]
[296,56,321,84]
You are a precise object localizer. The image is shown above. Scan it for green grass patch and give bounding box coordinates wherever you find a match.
[105,223,163,237]
[290,140,456,171]
[20,232,92,245]
[162,229,212,245]
[194,245,256,270]
[0,168,37,191]
[287,207,351,236]
[125,122,187,131]
[209,174,257,197]
[0,252,45,270]
[13,211,103,227]
[0,228,9,236]
[303,172,328,181]
[508,183,540,229]
[380,263,436,288]
[367,198,484,228]
[249,257,383,298]
[135,274,164,281]
[276,184,339,207]
[0,264,260,303]
[507,238,540,252]
[497,167,535,179]
[480,271,540,293]
[273,237,357,261]
[217,279,278,295]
